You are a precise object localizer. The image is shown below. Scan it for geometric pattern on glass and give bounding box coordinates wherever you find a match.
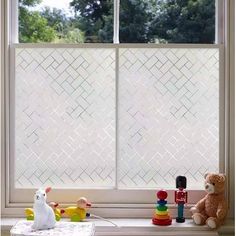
[118,48,219,189]
[15,48,115,188]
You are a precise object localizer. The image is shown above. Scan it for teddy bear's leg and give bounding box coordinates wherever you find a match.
[192,213,207,225]
[206,217,219,229]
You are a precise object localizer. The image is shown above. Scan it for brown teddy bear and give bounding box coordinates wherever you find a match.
[190,173,227,229]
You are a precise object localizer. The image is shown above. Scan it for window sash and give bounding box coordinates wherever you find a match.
[7,43,225,205]
[13,0,221,45]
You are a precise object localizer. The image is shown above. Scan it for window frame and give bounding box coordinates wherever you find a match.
[1,0,234,218]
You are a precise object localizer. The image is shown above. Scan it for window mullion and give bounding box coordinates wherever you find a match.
[10,0,18,44]
[113,0,120,44]
[215,0,224,44]
[114,0,120,189]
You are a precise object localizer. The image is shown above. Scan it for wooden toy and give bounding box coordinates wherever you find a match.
[25,208,34,221]
[175,176,187,223]
[62,197,91,222]
[152,190,172,226]
[26,194,120,227]
[49,202,64,221]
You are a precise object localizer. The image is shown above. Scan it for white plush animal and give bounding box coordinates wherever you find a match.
[32,187,56,230]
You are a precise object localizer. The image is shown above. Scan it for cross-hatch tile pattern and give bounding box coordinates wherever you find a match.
[118,48,219,189]
[15,48,116,188]
[14,47,219,189]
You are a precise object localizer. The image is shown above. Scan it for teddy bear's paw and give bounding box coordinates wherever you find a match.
[192,214,203,225]
[190,207,199,214]
[206,218,217,229]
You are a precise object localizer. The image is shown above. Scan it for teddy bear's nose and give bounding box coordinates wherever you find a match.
[205,185,209,189]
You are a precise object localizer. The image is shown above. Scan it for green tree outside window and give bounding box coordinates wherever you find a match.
[19,0,215,44]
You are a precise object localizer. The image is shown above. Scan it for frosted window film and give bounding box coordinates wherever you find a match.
[118,48,219,189]
[15,48,116,188]
[14,47,219,189]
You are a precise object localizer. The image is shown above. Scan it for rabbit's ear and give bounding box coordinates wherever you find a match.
[45,187,51,193]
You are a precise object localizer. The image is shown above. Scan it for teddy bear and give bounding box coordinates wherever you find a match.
[190,173,227,229]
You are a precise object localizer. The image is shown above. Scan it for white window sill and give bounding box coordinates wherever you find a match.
[1,218,234,236]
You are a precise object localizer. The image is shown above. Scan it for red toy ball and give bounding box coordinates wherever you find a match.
[157,190,168,200]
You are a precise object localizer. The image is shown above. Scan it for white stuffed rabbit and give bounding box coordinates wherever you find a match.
[32,187,56,230]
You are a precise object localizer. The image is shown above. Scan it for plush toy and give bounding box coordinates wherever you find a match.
[62,197,91,222]
[190,173,227,229]
[31,187,56,230]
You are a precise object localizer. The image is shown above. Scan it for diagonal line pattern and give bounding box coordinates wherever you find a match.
[14,47,219,189]
[118,48,219,189]
[15,48,116,188]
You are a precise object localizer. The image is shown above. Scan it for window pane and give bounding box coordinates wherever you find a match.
[14,46,220,190]
[14,48,115,188]
[120,0,215,43]
[18,0,113,43]
[118,48,219,189]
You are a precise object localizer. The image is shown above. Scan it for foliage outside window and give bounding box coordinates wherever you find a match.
[19,0,215,43]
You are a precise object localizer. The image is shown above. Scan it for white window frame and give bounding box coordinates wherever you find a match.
[1,0,234,218]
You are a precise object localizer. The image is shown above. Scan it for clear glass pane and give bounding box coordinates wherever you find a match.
[120,0,215,43]
[19,0,113,43]
[14,48,116,188]
[118,48,219,189]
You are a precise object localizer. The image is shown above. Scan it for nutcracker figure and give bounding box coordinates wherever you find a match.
[175,176,187,223]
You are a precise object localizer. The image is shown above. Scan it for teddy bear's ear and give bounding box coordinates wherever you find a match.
[219,173,226,182]
[204,173,210,179]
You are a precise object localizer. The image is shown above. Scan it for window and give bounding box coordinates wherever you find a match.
[18,0,216,44]
[118,46,220,189]
[14,46,220,190]
[18,0,113,43]
[14,47,116,189]
[1,0,234,218]
[120,0,215,43]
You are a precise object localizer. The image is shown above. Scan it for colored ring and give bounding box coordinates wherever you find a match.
[157,205,168,211]
[156,210,169,215]
[154,214,171,220]
[152,218,172,226]
[157,200,167,205]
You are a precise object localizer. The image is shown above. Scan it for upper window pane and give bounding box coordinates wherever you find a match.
[120,0,215,43]
[18,0,113,43]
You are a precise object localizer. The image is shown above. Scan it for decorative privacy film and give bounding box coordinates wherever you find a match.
[15,48,116,188]
[14,47,220,189]
[118,48,219,189]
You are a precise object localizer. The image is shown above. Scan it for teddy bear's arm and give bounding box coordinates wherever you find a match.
[217,200,227,220]
[194,196,207,211]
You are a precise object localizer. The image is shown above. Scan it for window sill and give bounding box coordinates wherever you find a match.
[1,218,234,236]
